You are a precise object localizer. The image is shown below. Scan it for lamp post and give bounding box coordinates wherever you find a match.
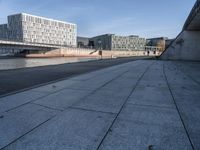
[98,40,102,59]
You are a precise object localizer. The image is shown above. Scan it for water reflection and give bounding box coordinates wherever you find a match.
[0,57,98,70]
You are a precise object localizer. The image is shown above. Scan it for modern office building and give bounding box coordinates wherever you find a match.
[0,24,8,39]
[147,37,168,51]
[90,34,146,51]
[0,13,77,47]
[77,36,90,48]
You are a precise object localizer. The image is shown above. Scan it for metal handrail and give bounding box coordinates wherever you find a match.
[0,40,60,48]
[183,0,200,30]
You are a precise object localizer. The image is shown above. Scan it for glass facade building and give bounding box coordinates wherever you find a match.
[0,13,77,47]
[90,34,146,51]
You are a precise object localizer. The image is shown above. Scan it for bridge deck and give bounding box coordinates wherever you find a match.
[184,0,200,30]
[0,40,60,48]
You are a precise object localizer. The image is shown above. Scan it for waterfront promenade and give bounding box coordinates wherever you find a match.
[0,56,149,96]
[0,59,199,149]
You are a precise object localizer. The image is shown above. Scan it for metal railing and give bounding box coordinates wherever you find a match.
[0,39,60,48]
[183,0,200,30]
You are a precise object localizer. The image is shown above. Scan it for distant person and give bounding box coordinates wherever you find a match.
[99,50,103,59]
[147,51,150,56]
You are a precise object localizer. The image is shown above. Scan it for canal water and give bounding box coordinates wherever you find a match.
[0,57,98,70]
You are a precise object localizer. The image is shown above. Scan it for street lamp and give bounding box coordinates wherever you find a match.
[98,40,102,50]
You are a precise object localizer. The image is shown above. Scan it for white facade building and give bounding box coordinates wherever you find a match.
[90,34,146,51]
[0,13,77,47]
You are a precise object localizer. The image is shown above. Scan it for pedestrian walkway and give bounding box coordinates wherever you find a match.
[0,60,199,150]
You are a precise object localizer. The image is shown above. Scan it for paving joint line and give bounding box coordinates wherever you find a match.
[173,62,200,86]
[1,63,134,149]
[0,59,139,98]
[70,69,133,108]
[163,63,195,150]
[0,116,56,150]
[1,63,140,113]
[69,106,116,115]
[2,67,132,114]
[31,102,64,112]
[127,103,176,110]
[3,89,65,113]
[0,59,151,149]
[96,61,155,150]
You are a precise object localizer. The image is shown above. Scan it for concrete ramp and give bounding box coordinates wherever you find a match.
[161,0,200,61]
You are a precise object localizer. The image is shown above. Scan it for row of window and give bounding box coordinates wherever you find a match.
[23,38,76,45]
[22,15,76,29]
[113,37,145,41]
[24,34,75,40]
[113,41,146,45]
[22,22,75,30]
[113,45,145,49]
[23,30,75,37]
[112,39,146,42]
[22,26,75,34]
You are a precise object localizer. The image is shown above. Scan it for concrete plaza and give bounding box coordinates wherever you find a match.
[0,60,199,150]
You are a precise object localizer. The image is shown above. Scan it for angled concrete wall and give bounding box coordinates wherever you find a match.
[160,31,200,61]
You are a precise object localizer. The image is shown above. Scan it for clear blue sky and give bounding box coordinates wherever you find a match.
[0,0,196,38]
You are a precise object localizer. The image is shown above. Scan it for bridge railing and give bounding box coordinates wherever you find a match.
[0,40,60,48]
[183,0,200,30]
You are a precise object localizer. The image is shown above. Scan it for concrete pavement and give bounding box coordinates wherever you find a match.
[0,56,151,96]
[0,60,199,150]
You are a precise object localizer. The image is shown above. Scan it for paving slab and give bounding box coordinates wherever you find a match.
[120,70,144,79]
[0,103,58,149]
[99,61,194,150]
[69,70,107,81]
[66,79,111,91]
[32,79,81,93]
[34,88,91,110]
[0,60,199,150]
[99,101,192,150]
[72,63,151,114]
[102,80,137,92]
[139,63,168,88]
[3,108,115,150]
[72,89,130,114]
[99,120,192,150]
[118,104,182,128]
[170,85,200,101]
[164,62,199,87]
[128,85,175,108]
[102,70,145,92]
[67,71,129,91]
[164,61,200,150]
[0,90,48,113]
[69,65,126,81]
[175,61,200,84]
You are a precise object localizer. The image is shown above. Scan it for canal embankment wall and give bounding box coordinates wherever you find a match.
[25,47,162,58]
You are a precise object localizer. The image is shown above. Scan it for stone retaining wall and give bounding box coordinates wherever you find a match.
[25,47,161,58]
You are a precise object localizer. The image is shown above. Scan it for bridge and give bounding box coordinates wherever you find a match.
[0,39,60,55]
[183,0,200,30]
[161,0,200,60]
